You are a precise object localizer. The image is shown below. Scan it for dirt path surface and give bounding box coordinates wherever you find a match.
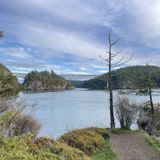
[110,133,160,160]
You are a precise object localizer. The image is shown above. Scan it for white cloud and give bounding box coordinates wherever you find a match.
[114,0,160,48]
[0,47,32,60]
[1,0,160,74]
[10,24,105,59]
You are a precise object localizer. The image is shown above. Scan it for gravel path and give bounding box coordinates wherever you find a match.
[110,133,160,160]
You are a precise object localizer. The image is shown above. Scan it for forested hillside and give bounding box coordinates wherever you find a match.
[0,64,19,96]
[23,70,73,91]
[82,65,160,89]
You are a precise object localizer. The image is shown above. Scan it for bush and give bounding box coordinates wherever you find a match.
[0,134,60,160]
[138,104,160,137]
[12,115,41,136]
[0,98,40,137]
[0,128,110,160]
[0,134,90,160]
[59,128,108,155]
[115,96,138,129]
[34,137,90,160]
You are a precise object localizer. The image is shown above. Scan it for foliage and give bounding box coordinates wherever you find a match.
[59,128,109,155]
[0,127,118,160]
[115,96,138,129]
[137,104,160,137]
[23,70,73,91]
[0,64,19,97]
[82,65,160,89]
[34,137,90,160]
[0,134,89,160]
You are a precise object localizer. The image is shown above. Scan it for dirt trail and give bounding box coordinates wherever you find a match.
[110,133,160,160]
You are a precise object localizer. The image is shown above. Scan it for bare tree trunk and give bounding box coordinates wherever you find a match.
[100,31,132,129]
[148,78,154,116]
[146,64,154,117]
[108,33,115,129]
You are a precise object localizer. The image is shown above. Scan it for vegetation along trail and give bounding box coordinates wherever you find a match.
[110,132,160,160]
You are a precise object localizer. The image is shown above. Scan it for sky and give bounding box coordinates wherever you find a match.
[0,0,160,75]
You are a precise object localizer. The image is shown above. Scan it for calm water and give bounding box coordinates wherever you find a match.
[19,88,160,139]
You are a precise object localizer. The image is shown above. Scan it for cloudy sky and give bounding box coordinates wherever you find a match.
[0,0,160,75]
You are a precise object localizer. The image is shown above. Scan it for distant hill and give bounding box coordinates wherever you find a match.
[23,70,73,91]
[82,65,160,89]
[0,64,19,96]
[69,80,85,88]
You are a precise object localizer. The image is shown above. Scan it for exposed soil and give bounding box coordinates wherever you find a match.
[110,133,160,160]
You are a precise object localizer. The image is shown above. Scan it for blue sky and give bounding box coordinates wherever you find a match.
[0,0,160,75]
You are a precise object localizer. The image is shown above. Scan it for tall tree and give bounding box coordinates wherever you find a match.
[136,63,154,117]
[100,31,132,129]
[146,64,154,116]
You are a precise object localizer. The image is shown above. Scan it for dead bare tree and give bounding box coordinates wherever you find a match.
[100,31,132,129]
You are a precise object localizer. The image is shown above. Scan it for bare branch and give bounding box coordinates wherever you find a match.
[112,54,133,68]
[99,54,109,62]
[111,38,120,46]
[99,54,106,61]
[111,49,123,58]
[111,56,124,66]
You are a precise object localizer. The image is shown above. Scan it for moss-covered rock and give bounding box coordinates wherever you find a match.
[0,64,19,97]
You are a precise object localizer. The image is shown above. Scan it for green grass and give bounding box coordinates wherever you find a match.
[111,128,132,134]
[91,141,117,160]
[140,131,160,153]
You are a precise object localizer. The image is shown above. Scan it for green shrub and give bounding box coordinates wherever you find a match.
[0,134,89,160]
[59,128,108,155]
[0,134,59,160]
[34,137,89,160]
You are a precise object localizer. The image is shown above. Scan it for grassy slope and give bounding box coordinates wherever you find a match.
[59,127,117,160]
[0,128,117,160]
[1,128,159,160]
